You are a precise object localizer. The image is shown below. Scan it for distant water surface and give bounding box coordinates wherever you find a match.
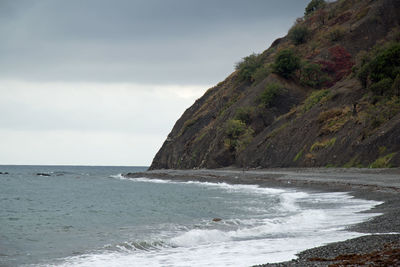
[0,165,381,267]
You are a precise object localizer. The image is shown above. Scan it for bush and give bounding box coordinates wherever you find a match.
[225,119,247,139]
[288,25,310,45]
[318,108,343,123]
[224,119,254,152]
[300,61,329,88]
[258,82,282,108]
[315,9,328,26]
[303,89,330,112]
[357,42,400,96]
[272,49,301,78]
[293,149,304,162]
[369,78,393,96]
[235,53,263,82]
[357,63,370,88]
[364,96,400,131]
[318,106,350,135]
[369,153,396,168]
[310,137,336,152]
[305,0,326,16]
[319,45,354,85]
[368,43,400,83]
[328,26,345,42]
[251,65,270,84]
[236,129,254,152]
[235,107,255,124]
[392,74,400,96]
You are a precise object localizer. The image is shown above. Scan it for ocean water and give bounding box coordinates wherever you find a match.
[0,165,382,267]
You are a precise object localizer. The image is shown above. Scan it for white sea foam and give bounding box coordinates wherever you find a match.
[51,177,382,267]
[53,232,368,267]
[279,191,308,212]
[117,175,285,195]
[109,173,124,179]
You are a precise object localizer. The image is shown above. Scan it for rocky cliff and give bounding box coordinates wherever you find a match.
[150,0,400,170]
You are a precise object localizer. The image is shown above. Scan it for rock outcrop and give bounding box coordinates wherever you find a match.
[150,0,400,170]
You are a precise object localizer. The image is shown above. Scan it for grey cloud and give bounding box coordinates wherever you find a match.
[0,0,310,84]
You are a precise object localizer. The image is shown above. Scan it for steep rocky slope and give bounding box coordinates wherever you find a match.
[150,0,400,170]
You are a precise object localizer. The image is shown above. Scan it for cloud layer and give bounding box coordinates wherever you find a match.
[0,81,208,165]
[0,0,309,84]
[0,0,310,165]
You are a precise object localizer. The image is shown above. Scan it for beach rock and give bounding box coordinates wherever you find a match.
[36,173,51,176]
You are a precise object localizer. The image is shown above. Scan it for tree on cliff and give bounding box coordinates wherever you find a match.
[305,0,326,16]
[272,49,301,78]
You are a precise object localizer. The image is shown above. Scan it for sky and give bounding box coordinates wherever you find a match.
[0,0,311,166]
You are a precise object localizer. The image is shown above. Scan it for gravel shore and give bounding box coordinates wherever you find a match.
[125,168,400,266]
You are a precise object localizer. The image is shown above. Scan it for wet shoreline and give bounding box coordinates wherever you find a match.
[125,168,400,266]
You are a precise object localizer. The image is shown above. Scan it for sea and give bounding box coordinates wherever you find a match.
[0,165,382,267]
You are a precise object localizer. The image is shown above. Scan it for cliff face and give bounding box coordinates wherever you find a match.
[150,0,400,170]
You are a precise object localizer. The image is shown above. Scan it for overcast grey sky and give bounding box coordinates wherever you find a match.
[0,0,310,166]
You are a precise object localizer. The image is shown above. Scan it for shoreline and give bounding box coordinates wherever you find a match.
[125,168,400,266]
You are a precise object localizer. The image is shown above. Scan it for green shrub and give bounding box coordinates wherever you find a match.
[369,78,393,96]
[293,149,304,162]
[225,119,247,139]
[364,96,400,130]
[328,26,345,42]
[288,25,310,45]
[368,43,400,82]
[252,64,270,84]
[235,53,263,82]
[357,64,371,88]
[369,153,396,168]
[236,129,254,152]
[357,42,400,96]
[303,89,330,112]
[235,106,255,124]
[224,119,254,152]
[305,0,326,16]
[272,49,301,78]
[310,137,336,152]
[391,73,400,96]
[258,82,282,108]
[300,62,329,88]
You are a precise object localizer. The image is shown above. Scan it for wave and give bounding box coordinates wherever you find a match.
[169,204,379,248]
[51,201,381,267]
[48,177,382,267]
[109,173,125,179]
[112,175,285,195]
[105,240,169,252]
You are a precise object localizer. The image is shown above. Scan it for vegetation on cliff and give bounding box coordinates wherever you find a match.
[150,0,400,170]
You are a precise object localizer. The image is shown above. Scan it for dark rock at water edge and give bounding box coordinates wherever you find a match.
[36,173,51,176]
